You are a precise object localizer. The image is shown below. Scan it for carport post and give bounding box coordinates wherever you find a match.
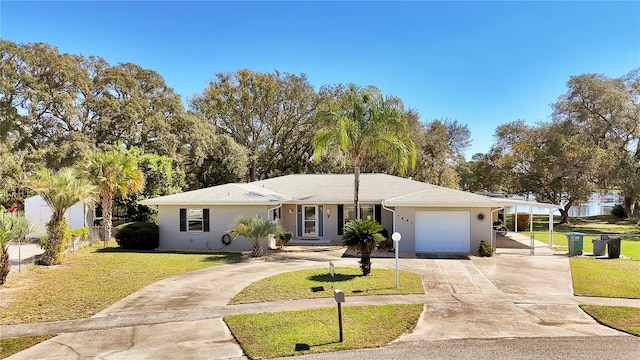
[548,210,554,247]
[529,205,534,256]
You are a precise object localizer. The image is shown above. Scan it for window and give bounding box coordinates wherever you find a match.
[188,209,203,231]
[303,205,317,235]
[344,205,374,224]
[180,208,210,232]
[339,204,381,235]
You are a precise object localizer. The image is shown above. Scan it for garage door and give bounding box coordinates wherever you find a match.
[415,211,470,252]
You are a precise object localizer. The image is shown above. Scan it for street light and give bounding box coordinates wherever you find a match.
[392,232,401,288]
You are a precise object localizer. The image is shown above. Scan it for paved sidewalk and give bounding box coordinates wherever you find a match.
[2,245,635,359]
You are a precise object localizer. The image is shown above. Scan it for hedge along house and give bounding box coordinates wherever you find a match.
[140,174,511,254]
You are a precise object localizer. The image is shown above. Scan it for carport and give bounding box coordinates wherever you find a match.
[496,199,564,255]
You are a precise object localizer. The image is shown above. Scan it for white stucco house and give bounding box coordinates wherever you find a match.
[139,174,517,254]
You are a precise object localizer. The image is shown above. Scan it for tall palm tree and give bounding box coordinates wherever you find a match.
[313,84,416,219]
[29,168,96,265]
[343,219,385,276]
[228,215,283,257]
[0,211,38,284]
[81,148,145,246]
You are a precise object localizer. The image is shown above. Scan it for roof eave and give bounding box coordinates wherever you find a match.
[137,201,284,206]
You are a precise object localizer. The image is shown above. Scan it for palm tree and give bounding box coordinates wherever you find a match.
[313,84,416,219]
[228,215,283,257]
[343,219,385,276]
[0,211,38,284]
[29,168,95,266]
[81,148,145,246]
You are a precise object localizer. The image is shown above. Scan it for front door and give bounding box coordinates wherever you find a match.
[303,205,317,236]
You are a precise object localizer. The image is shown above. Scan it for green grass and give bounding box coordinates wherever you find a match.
[229,267,424,304]
[0,243,242,325]
[570,257,640,299]
[581,306,640,336]
[0,335,53,359]
[225,304,423,359]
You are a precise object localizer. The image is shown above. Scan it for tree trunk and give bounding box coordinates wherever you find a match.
[623,196,633,218]
[0,245,10,285]
[39,219,66,266]
[360,247,372,276]
[559,199,573,225]
[102,191,113,247]
[249,157,257,182]
[251,238,264,257]
[354,165,360,220]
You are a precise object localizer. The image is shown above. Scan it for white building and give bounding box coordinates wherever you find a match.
[24,195,94,237]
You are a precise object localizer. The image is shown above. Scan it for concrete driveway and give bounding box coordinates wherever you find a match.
[4,244,631,360]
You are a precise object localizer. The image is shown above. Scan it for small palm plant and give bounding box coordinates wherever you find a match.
[228,215,283,257]
[0,211,38,285]
[343,219,385,276]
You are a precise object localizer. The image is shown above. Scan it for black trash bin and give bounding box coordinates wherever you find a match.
[607,236,621,259]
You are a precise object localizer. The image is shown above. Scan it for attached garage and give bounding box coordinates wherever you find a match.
[415,211,470,252]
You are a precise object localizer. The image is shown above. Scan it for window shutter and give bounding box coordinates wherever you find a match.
[179,208,187,232]
[203,209,210,232]
[375,205,382,224]
[296,205,302,237]
[318,205,324,237]
[337,204,344,236]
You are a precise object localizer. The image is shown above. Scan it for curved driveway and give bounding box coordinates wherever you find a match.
[4,245,637,359]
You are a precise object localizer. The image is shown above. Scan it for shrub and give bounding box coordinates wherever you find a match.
[514,213,529,230]
[276,231,293,248]
[478,240,493,257]
[66,226,89,252]
[67,227,89,242]
[611,204,627,218]
[115,222,159,250]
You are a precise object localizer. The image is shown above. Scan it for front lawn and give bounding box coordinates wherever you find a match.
[229,267,424,304]
[0,335,53,359]
[581,306,640,336]
[225,304,423,359]
[569,257,640,337]
[570,257,640,299]
[0,243,242,325]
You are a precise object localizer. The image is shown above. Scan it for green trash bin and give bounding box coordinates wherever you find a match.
[566,232,584,256]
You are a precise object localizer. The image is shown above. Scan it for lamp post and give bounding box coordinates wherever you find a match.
[392,232,401,288]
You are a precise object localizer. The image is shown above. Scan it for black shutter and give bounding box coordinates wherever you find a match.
[318,205,324,237]
[179,208,187,232]
[375,205,382,224]
[203,209,210,232]
[337,204,344,235]
[296,205,302,237]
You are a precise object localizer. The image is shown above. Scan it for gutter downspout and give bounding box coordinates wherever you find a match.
[382,201,396,250]
[491,207,504,251]
[267,203,282,249]
[267,203,283,250]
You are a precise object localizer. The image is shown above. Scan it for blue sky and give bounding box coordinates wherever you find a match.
[1,1,638,158]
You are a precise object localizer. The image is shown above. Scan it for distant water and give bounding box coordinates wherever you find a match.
[506,202,618,217]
